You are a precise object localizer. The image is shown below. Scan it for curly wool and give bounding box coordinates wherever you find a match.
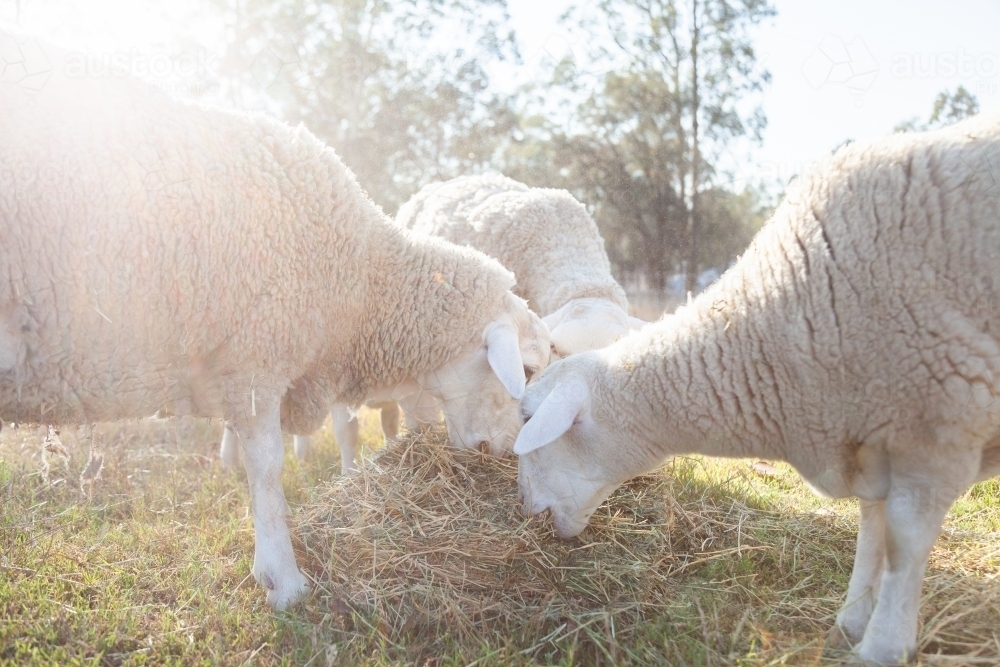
[396,174,627,317]
[515,114,1000,664]
[0,32,514,433]
[598,112,1000,488]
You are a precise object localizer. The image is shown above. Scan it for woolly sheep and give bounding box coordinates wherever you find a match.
[0,29,549,610]
[396,174,646,357]
[316,174,640,471]
[513,114,1000,664]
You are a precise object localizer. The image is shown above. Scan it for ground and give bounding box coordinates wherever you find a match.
[1,410,998,666]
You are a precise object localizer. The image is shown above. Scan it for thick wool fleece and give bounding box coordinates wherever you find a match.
[596,113,1000,493]
[0,33,514,433]
[396,174,627,317]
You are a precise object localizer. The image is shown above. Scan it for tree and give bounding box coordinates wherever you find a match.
[894,85,980,133]
[507,0,774,292]
[696,186,768,270]
[503,65,691,288]
[200,0,518,212]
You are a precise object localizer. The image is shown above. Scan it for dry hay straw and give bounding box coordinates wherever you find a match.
[294,425,1000,665]
[296,425,676,664]
[918,524,1000,665]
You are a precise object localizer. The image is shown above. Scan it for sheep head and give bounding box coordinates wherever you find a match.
[420,292,550,455]
[543,298,646,359]
[513,351,639,538]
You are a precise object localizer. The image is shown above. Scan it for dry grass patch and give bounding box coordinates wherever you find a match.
[1,413,999,665]
[294,426,1000,666]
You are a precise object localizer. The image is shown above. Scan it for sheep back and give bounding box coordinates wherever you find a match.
[609,112,1000,488]
[396,174,626,316]
[0,31,515,428]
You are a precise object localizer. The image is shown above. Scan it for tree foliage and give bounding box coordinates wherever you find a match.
[187,0,774,291]
[894,85,980,134]
[203,0,519,212]
[503,0,774,290]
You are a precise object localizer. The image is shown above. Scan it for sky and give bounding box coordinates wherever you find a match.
[751,0,1000,184]
[6,0,1000,191]
[508,0,1000,188]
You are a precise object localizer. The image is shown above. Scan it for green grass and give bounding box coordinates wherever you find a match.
[1,414,999,665]
[0,415,381,666]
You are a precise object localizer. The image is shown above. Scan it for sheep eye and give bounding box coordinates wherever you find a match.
[523,365,535,382]
[521,411,532,425]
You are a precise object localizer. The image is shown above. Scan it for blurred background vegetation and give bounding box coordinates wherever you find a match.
[3,0,983,299]
[200,0,780,295]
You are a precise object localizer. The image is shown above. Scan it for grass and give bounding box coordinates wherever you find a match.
[1,412,999,665]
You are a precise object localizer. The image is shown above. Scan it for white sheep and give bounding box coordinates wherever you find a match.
[310,174,643,473]
[281,173,648,471]
[513,114,1000,665]
[396,174,646,357]
[0,29,549,610]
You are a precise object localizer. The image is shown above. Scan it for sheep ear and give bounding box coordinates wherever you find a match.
[627,316,647,330]
[486,323,526,399]
[513,378,589,455]
[541,302,570,332]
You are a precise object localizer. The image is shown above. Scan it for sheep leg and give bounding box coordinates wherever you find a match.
[403,410,424,432]
[219,424,240,468]
[331,404,359,474]
[853,467,971,665]
[292,435,312,460]
[379,402,400,443]
[399,392,439,432]
[829,499,886,648]
[235,393,310,610]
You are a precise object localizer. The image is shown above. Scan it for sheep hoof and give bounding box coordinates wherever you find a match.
[825,624,856,650]
[854,638,916,666]
[259,569,310,610]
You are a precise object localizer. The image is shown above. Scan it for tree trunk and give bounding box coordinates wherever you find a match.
[669,27,689,295]
[653,264,666,292]
[655,209,668,291]
[685,0,702,295]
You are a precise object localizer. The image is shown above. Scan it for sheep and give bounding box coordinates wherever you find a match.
[396,174,646,358]
[309,174,641,473]
[513,113,1000,665]
[0,29,549,610]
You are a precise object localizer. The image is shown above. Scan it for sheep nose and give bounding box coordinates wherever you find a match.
[520,500,531,517]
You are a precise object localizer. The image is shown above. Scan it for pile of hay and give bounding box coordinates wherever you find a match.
[293,425,1000,665]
